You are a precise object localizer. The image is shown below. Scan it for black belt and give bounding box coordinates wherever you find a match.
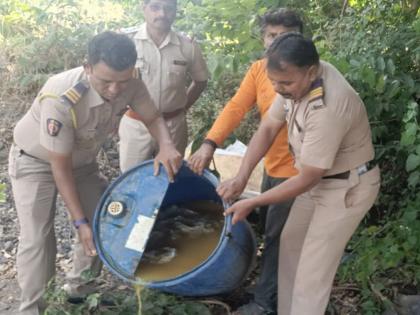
[322,161,376,180]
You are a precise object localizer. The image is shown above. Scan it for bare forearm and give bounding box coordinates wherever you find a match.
[185,81,207,110]
[237,119,283,181]
[146,116,174,147]
[49,155,85,221]
[145,115,182,181]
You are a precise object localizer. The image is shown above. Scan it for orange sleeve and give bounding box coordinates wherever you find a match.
[206,62,260,146]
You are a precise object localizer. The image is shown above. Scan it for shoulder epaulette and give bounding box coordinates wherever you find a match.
[37,80,88,130]
[59,80,89,129]
[308,79,323,102]
[308,78,325,110]
[60,80,89,107]
[132,67,142,80]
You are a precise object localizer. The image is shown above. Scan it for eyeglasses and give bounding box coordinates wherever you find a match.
[148,2,177,13]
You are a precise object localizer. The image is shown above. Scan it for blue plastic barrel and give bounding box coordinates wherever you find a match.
[93,161,256,296]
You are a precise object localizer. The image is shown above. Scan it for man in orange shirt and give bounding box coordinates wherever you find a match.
[188,9,303,315]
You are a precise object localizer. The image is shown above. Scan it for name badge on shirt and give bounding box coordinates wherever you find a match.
[173,60,187,66]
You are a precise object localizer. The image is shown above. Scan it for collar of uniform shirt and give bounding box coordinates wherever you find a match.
[83,79,106,108]
[135,23,181,47]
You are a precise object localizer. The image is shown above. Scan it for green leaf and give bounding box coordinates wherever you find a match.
[403,208,417,221]
[334,58,350,73]
[405,122,418,137]
[0,183,5,203]
[376,57,385,71]
[350,58,360,67]
[366,225,379,234]
[408,171,420,187]
[87,293,99,310]
[412,18,420,34]
[375,75,385,93]
[386,80,400,99]
[362,66,376,88]
[80,269,95,281]
[400,133,415,147]
[405,76,415,90]
[408,236,417,246]
[386,59,396,75]
[401,123,418,146]
[406,154,420,172]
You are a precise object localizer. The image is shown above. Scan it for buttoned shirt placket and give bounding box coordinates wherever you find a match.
[287,100,300,162]
[150,34,171,112]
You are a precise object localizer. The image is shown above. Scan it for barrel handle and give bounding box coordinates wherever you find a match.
[225,202,233,238]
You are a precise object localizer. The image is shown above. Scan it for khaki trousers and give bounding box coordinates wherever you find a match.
[278,166,380,315]
[118,113,188,172]
[8,145,107,315]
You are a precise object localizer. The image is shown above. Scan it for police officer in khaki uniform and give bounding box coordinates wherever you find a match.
[218,33,380,315]
[8,31,182,315]
[118,0,209,172]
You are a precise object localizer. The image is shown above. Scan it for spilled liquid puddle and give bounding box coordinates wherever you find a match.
[134,200,224,314]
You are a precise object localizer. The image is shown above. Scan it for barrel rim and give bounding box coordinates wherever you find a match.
[93,160,230,285]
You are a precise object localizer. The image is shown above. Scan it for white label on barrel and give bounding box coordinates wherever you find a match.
[125,215,155,253]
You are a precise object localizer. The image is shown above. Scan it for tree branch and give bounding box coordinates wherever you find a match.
[341,0,349,17]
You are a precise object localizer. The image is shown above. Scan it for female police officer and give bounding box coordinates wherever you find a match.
[217,33,380,315]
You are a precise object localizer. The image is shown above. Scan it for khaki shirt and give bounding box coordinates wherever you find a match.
[126,23,209,113]
[269,61,374,176]
[13,66,158,168]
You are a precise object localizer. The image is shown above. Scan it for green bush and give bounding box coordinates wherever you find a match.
[0,0,139,94]
[310,0,420,312]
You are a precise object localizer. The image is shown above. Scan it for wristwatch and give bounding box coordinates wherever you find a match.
[73,217,89,229]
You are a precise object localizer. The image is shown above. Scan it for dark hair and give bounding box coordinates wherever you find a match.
[260,8,303,34]
[87,31,137,71]
[266,32,319,71]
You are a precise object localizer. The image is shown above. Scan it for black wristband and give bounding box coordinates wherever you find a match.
[73,217,89,229]
[203,139,218,150]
